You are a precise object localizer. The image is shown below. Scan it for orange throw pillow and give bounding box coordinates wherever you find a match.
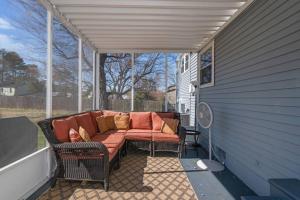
[69,128,83,142]
[130,112,152,129]
[79,126,91,142]
[161,118,179,134]
[114,115,129,130]
[96,116,115,133]
[151,112,175,131]
[52,116,79,143]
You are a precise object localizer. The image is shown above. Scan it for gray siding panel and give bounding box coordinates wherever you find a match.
[198,0,300,196]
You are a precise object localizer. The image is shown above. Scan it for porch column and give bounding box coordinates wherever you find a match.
[131,53,135,111]
[46,10,53,118]
[95,52,100,109]
[78,38,82,112]
[92,50,96,110]
[164,53,168,112]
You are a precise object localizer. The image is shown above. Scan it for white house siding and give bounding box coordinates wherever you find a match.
[176,53,198,126]
[197,0,300,196]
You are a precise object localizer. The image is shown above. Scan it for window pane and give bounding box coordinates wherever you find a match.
[52,18,78,116]
[185,54,189,70]
[103,53,132,112]
[0,0,47,167]
[200,65,212,85]
[200,48,212,68]
[82,43,93,111]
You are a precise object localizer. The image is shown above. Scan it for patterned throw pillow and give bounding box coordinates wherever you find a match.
[79,126,91,142]
[161,118,179,134]
[69,128,83,142]
[96,116,116,134]
[114,115,130,130]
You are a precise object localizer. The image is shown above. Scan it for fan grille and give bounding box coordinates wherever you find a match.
[197,102,213,128]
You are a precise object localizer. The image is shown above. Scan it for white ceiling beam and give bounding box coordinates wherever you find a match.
[88,35,209,39]
[57,7,238,16]
[72,20,225,27]
[51,0,245,9]
[65,14,231,22]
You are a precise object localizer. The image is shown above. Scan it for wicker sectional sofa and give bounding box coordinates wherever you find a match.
[38,110,186,191]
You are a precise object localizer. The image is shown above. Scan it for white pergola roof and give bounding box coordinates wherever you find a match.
[41,0,252,53]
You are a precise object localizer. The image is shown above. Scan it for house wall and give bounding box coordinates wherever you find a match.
[197,0,300,195]
[176,53,197,126]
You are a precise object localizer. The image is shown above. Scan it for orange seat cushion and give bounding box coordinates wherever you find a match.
[152,133,180,143]
[90,111,103,131]
[125,129,152,141]
[75,113,96,138]
[161,118,179,134]
[92,134,125,149]
[151,112,175,131]
[105,129,127,135]
[107,147,118,161]
[114,115,130,130]
[129,112,152,129]
[96,115,116,133]
[52,116,78,143]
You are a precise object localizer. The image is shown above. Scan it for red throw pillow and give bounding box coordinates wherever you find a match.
[69,128,83,142]
[52,116,78,143]
[151,112,175,131]
[130,112,152,129]
[75,113,96,138]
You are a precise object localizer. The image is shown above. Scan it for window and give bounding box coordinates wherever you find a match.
[181,53,189,73]
[199,41,214,88]
[52,18,78,116]
[184,54,189,71]
[0,0,47,167]
[181,57,184,73]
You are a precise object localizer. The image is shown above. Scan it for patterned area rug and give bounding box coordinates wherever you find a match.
[38,150,197,200]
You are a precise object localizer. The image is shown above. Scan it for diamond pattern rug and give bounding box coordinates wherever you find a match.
[38,151,197,200]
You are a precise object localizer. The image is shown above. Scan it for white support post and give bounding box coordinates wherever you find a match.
[164,53,168,112]
[46,10,53,118]
[131,53,135,111]
[95,52,100,109]
[92,50,96,110]
[78,38,82,113]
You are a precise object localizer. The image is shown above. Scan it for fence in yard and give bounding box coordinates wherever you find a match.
[0,96,166,112]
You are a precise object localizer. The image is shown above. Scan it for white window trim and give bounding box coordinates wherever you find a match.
[199,40,215,88]
[181,53,190,74]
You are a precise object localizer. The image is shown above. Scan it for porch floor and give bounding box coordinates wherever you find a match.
[38,150,197,200]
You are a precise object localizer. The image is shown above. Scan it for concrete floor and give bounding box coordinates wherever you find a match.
[181,136,256,200]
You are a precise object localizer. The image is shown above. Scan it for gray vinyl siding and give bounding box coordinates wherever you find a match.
[197,0,300,196]
[177,53,197,126]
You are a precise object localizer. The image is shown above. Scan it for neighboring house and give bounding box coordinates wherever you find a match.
[176,53,198,126]
[0,87,15,96]
[195,0,300,196]
[166,85,176,111]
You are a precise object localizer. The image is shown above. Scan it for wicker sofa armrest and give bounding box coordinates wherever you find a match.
[178,126,187,142]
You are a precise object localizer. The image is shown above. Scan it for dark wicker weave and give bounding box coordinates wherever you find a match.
[38,113,120,191]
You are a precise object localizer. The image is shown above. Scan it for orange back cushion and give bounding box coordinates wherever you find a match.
[161,118,179,134]
[151,112,175,131]
[75,113,96,137]
[90,111,103,131]
[96,116,116,133]
[52,116,78,143]
[114,115,130,130]
[69,128,83,142]
[103,110,121,116]
[130,112,152,129]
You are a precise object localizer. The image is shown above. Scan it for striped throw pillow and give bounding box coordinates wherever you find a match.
[69,128,83,142]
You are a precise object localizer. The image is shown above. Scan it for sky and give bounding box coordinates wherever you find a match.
[0,0,179,88]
